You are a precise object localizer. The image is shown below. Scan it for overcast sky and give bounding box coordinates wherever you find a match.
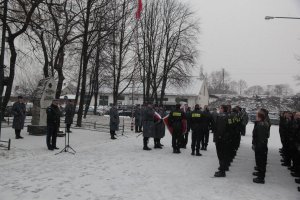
[182,0,300,92]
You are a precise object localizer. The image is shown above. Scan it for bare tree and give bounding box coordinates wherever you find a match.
[237,79,248,95]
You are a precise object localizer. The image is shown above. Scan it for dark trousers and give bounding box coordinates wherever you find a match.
[191,130,202,151]
[215,140,227,171]
[172,130,181,150]
[255,145,268,178]
[47,125,58,149]
[15,129,21,138]
[135,125,142,132]
[66,124,71,132]
[110,130,116,138]
[143,137,149,147]
[241,125,246,136]
[183,131,189,147]
[201,129,209,147]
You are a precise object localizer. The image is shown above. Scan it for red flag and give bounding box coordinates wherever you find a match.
[136,0,143,20]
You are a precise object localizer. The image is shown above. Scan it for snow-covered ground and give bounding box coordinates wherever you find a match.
[0,124,299,200]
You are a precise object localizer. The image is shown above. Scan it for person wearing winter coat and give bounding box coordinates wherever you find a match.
[12,96,26,139]
[109,105,119,140]
[142,103,155,150]
[190,104,203,156]
[46,99,61,150]
[153,105,166,149]
[252,110,270,184]
[169,104,186,154]
[240,108,249,136]
[134,105,143,133]
[64,100,75,133]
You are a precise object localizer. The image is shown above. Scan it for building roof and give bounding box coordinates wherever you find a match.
[98,77,205,97]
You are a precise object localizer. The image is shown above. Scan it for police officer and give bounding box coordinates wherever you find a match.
[252,110,269,184]
[201,106,212,151]
[46,99,61,150]
[213,105,230,177]
[154,105,166,149]
[169,104,185,154]
[109,105,119,140]
[142,103,155,150]
[240,108,249,136]
[182,107,192,149]
[190,104,203,156]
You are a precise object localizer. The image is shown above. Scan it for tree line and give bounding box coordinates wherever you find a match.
[0,0,199,126]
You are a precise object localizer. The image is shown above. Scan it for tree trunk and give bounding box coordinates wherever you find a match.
[55,51,65,99]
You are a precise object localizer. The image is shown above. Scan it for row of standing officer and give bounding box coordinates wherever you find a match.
[279,111,300,192]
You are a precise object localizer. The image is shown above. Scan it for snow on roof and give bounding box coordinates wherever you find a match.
[165,77,204,97]
[60,94,76,100]
[98,78,205,97]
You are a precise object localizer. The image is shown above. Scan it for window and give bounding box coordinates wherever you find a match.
[117,95,125,101]
[129,96,139,100]
[99,96,109,106]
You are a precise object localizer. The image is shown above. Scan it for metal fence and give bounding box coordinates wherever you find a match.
[1,116,132,133]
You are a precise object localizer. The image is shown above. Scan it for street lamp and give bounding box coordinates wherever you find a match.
[265,16,300,20]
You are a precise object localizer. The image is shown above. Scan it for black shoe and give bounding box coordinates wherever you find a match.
[291,172,300,177]
[191,151,195,156]
[295,179,300,184]
[196,152,202,156]
[253,177,265,184]
[201,146,205,150]
[176,149,181,154]
[204,146,207,151]
[48,147,54,151]
[19,136,24,139]
[159,143,164,147]
[111,136,117,140]
[154,145,162,149]
[214,171,226,177]
[173,149,177,154]
[53,147,59,150]
[253,172,260,176]
[143,146,151,151]
[282,163,290,167]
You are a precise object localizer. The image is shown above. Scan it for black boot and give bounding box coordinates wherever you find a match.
[204,146,207,151]
[143,138,151,151]
[214,170,226,177]
[201,146,205,150]
[291,172,300,177]
[196,150,202,156]
[298,187,300,192]
[191,150,195,156]
[253,177,265,184]
[154,139,162,149]
[295,179,300,184]
[111,135,117,140]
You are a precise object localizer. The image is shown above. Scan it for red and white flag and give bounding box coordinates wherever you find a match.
[136,0,143,20]
[154,111,162,120]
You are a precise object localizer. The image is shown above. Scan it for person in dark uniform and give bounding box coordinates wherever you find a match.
[182,107,191,149]
[64,100,75,133]
[240,108,249,136]
[109,105,119,140]
[46,99,61,150]
[201,106,212,151]
[169,104,186,154]
[213,105,230,177]
[134,105,143,133]
[293,113,300,191]
[190,104,203,156]
[252,110,269,184]
[142,103,155,150]
[154,105,166,149]
[12,96,26,139]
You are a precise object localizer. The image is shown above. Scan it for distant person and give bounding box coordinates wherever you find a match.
[169,104,186,154]
[240,108,249,136]
[65,100,75,133]
[12,96,26,139]
[201,106,212,151]
[134,105,143,133]
[46,99,61,150]
[252,110,270,184]
[182,106,191,149]
[154,105,166,149]
[190,104,203,156]
[142,103,155,150]
[109,105,119,140]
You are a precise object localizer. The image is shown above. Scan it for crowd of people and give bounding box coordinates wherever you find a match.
[279,111,300,192]
[9,96,300,189]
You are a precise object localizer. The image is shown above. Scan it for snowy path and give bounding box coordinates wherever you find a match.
[0,124,299,200]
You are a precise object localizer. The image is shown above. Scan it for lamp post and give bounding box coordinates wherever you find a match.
[265,16,300,20]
